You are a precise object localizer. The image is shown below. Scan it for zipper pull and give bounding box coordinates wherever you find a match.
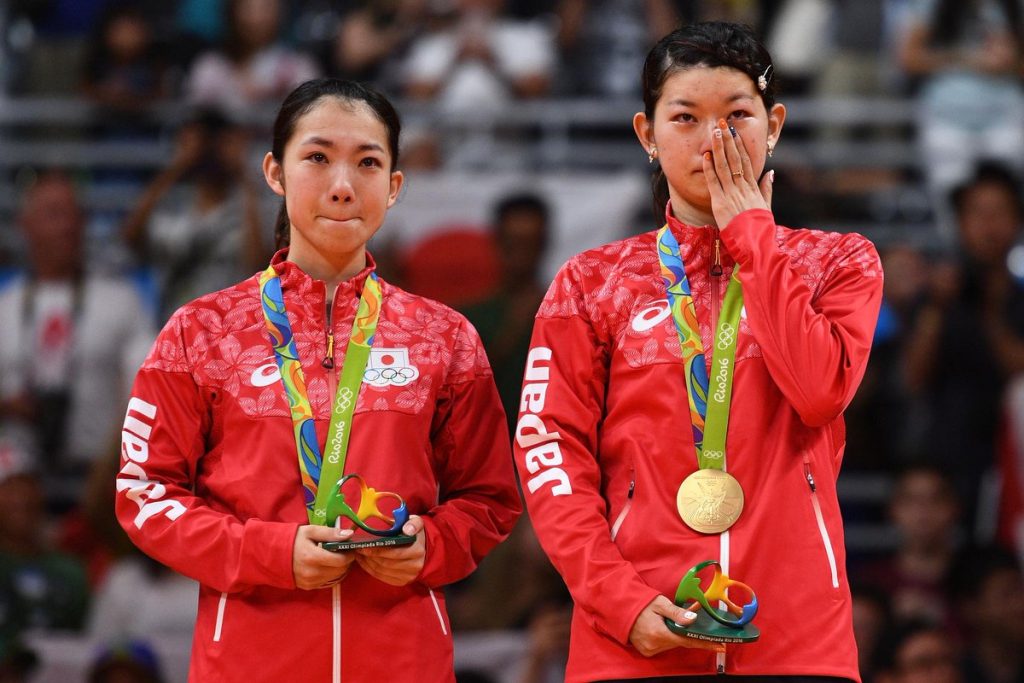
[711,237,723,277]
[804,462,816,493]
[322,332,335,369]
[627,479,635,499]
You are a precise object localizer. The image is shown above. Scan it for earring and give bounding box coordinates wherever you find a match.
[767,142,774,158]
[648,146,657,163]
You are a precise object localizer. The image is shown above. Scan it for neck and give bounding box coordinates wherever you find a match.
[668,191,715,229]
[286,243,367,298]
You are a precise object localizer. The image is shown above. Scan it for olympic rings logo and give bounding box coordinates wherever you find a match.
[717,323,736,350]
[703,450,724,460]
[364,367,417,385]
[334,387,353,412]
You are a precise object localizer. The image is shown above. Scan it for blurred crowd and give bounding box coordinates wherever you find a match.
[0,1,1023,682]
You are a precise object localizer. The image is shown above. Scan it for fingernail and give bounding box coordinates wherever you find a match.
[684,610,698,619]
[703,152,712,161]
[728,125,737,138]
[718,118,727,128]
[769,169,775,183]
[713,128,722,139]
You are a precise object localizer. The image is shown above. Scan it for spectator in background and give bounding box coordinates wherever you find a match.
[332,0,428,90]
[872,619,963,683]
[845,243,931,471]
[897,0,1024,236]
[81,4,168,118]
[87,639,164,683]
[851,582,893,683]
[184,0,320,116]
[120,109,270,321]
[0,171,154,477]
[402,0,555,111]
[904,162,1024,525]
[0,440,89,654]
[8,0,112,95]
[946,544,1024,683]
[556,0,680,97]
[86,552,198,643]
[855,465,961,625]
[463,193,550,432]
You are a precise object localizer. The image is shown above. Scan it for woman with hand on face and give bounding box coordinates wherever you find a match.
[514,22,882,682]
[114,78,521,682]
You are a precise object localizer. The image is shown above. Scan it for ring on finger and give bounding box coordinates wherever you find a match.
[731,170,743,177]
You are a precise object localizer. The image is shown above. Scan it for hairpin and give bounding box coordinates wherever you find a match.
[757,65,773,92]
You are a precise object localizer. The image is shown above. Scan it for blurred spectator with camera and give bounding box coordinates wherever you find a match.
[120,109,271,320]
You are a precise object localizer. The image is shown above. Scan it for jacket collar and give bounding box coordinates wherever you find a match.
[267,248,379,299]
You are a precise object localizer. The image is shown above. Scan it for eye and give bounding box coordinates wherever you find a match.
[673,112,696,123]
[360,157,383,168]
[308,152,327,163]
[728,110,750,121]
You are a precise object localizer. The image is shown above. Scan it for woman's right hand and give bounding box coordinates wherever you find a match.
[292,525,358,590]
[628,595,726,656]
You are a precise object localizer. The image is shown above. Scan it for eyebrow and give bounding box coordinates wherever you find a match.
[299,136,386,154]
[667,93,755,107]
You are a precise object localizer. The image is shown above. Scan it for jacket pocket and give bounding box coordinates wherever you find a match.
[213,592,228,642]
[803,458,839,589]
[610,468,636,542]
[428,589,449,636]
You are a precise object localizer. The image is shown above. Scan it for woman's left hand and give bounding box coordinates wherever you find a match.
[354,515,427,586]
[703,118,774,230]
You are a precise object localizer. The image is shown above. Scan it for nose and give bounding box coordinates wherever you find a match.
[330,170,355,204]
[698,120,717,157]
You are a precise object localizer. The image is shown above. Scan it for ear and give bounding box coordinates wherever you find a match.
[263,152,285,197]
[766,103,786,152]
[633,111,655,156]
[386,170,405,209]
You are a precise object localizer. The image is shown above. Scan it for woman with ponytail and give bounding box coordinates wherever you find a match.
[514,22,882,682]
[114,78,521,681]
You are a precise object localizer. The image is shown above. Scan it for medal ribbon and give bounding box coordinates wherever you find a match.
[657,226,743,470]
[258,264,382,524]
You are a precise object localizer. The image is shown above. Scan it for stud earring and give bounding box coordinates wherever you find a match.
[648,146,658,163]
[767,142,774,158]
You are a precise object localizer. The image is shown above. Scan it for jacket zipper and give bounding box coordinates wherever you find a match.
[323,286,338,369]
[709,227,727,676]
[333,584,341,683]
[609,470,635,542]
[709,228,722,337]
[804,456,840,588]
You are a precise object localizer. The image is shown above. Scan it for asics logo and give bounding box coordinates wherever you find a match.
[251,362,281,387]
[631,300,671,332]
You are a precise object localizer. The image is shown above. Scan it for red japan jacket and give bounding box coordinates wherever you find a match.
[115,252,521,682]
[514,208,882,682]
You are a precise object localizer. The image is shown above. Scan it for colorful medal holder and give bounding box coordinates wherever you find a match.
[663,560,760,643]
[321,474,416,551]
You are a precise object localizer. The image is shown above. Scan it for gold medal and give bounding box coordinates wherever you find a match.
[676,469,744,534]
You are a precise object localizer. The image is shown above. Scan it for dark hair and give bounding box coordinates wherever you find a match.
[641,22,777,220]
[949,160,1023,218]
[271,78,402,250]
[493,192,549,226]
[929,0,1023,47]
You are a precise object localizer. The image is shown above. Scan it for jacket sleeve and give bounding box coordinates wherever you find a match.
[513,261,662,646]
[720,209,884,427]
[114,312,298,594]
[417,318,522,588]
